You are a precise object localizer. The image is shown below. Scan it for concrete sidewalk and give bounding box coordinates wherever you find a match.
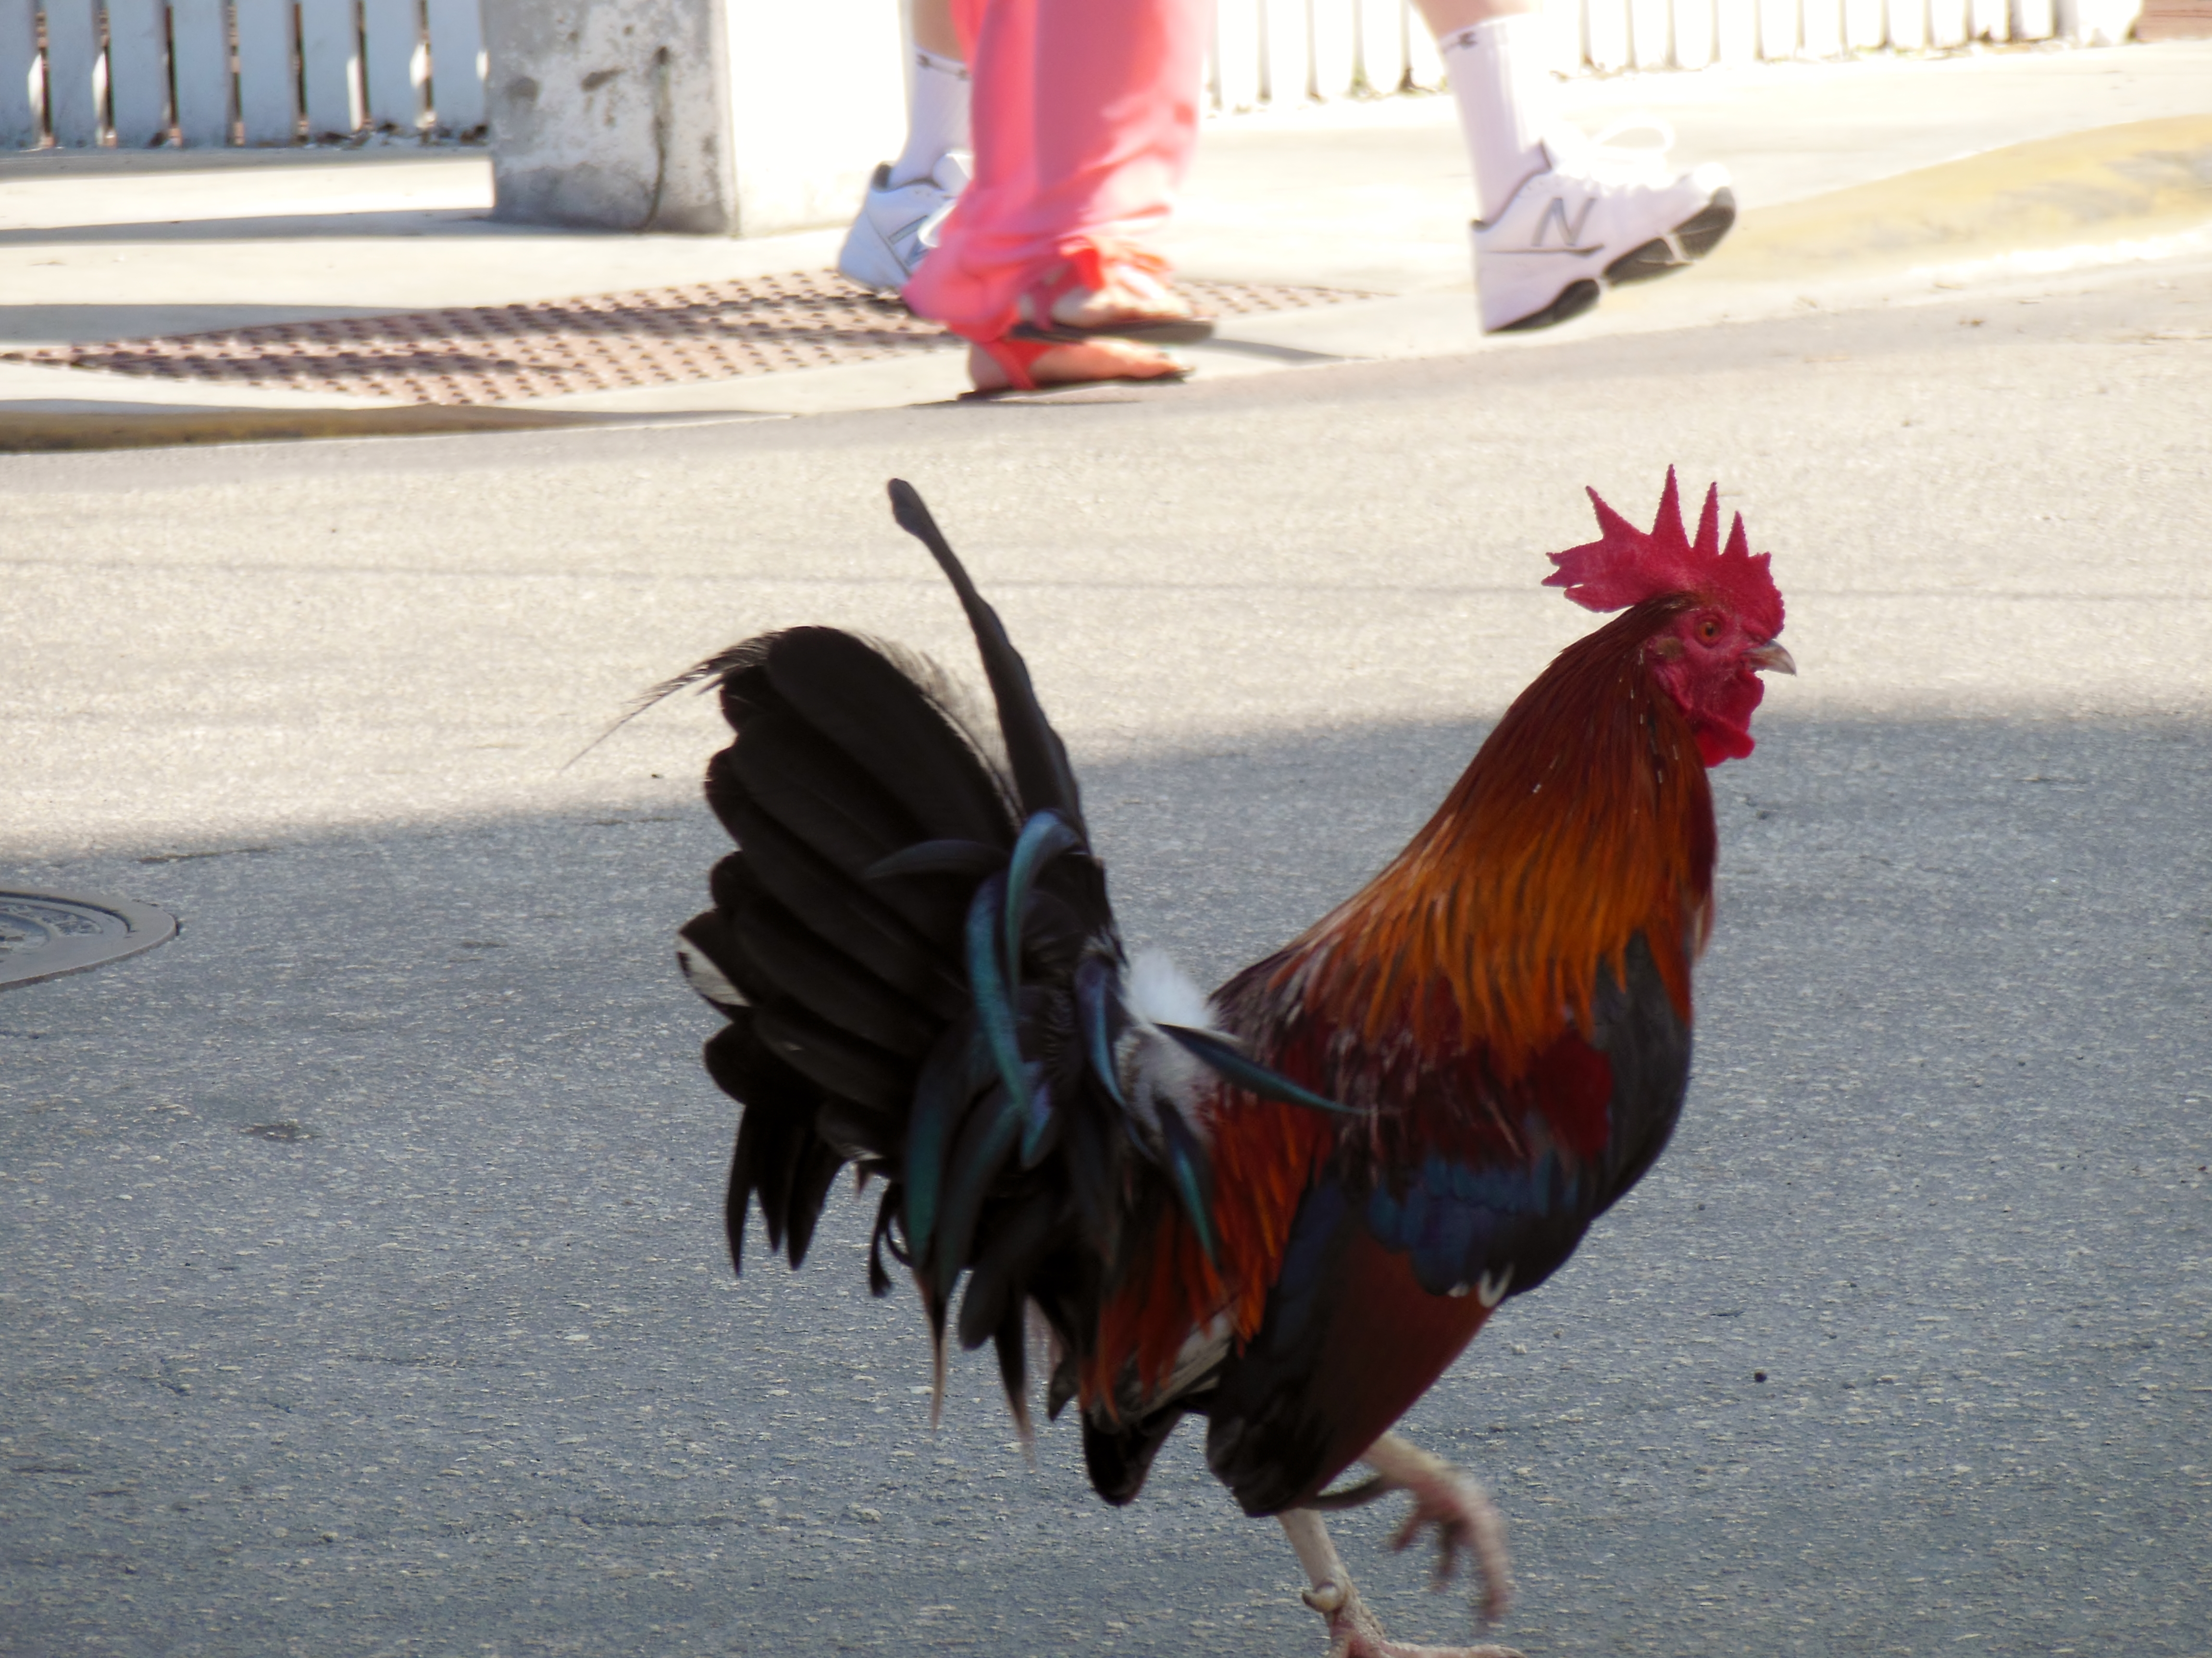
[0,40,2208,439]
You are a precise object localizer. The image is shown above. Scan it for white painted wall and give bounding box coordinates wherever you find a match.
[725,0,903,237]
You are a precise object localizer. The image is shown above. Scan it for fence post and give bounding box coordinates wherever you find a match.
[427,0,487,133]
[238,0,304,142]
[1355,0,1405,92]
[1676,0,1720,63]
[1261,0,1307,103]
[1405,7,1444,85]
[1802,0,1846,53]
[364,0,428,130]
[1312,0,1358,99]
[174,0,239,144]
[1844,0,1888,42]
[1718,0,1764,58]
[1537,0,1582,74]
[44,0,102,146]
[1586,0,1633,67]
[1216,0,1262,109]
[106,0,172,146]
[303,0,368,137]
[0,0,37,148]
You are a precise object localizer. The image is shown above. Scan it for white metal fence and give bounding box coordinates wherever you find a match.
[1214,0,2142,108]
[1,0,2143,150]
[1,0,485,148]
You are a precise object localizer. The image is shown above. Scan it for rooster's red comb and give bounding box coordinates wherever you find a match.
[1545,468,1784,638]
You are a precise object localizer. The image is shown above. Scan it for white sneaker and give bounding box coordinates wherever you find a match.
[835,151,972,293]
[1473,122,1735,334]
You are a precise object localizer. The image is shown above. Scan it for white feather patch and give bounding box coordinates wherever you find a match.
[1118,949,1220,1133]
[1125,948,1215,1030]
[677,938,749,1012]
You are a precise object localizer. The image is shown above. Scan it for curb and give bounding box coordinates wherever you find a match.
[0,403,614,454]
[1708,114,2212,282]
[2,115,2206,454]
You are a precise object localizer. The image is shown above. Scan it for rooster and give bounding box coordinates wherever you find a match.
[667,473,1791,1658]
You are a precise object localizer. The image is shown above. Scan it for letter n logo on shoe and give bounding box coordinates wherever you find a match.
[1507,196,1599,257]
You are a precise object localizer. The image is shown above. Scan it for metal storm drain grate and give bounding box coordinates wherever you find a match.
[0,891,177,990]
[5,273,1372,407]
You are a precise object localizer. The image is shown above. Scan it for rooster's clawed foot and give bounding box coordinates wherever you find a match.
[1299,1577,1524,1658]
[1363,1432,1514,1621]
[1279,1456,1522,1658]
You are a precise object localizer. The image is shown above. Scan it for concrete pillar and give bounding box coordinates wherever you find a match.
[482,0,905,238]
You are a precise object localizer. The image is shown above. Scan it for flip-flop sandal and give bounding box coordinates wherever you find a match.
[964,335,1193,397]
[1008,314,1216,346]
[957,370,1193,402]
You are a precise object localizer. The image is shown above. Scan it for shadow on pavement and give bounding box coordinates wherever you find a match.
[0,211,519,248]
[1,711,2205,1657]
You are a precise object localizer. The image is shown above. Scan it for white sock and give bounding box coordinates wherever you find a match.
[1439,16,1555,223]
[887,48,970,188]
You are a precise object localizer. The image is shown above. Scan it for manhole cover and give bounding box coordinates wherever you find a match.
[0,891,177,990]
[1,272,1375,407]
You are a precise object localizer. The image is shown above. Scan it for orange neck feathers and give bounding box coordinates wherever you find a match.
[1094,601,1725,1408]
[1270,597,1718,1086]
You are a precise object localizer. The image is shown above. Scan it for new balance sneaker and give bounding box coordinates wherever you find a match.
[1473,124,1735,334]
[836,151,973,294]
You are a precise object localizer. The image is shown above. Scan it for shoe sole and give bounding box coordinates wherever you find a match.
[1603,188,1737,287]
[1491,278,1601,334]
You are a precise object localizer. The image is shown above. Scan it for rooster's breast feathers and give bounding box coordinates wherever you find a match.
[1117,601,1719,1513]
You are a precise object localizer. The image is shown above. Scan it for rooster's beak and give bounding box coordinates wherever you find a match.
[1746,641,1797,676]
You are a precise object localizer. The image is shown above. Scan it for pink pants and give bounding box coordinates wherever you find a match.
[901,0,1208,342]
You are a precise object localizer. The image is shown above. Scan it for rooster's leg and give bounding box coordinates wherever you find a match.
[1278,1508,1523,1658]
[1361,1431,1515,1621]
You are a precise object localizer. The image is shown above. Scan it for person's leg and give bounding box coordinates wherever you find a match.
[1416,0,1550,224]
[1417,0,1735,333]
[889,0,970,188]
[907,0,1208,391]
[837,0,975,291]
[910,0,960,58]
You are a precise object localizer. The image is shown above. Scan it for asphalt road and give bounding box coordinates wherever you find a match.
[3,260,2208,1658]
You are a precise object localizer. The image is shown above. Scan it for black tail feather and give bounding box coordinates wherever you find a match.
[680,482,1207,1500]
[886,480,1085,834]
[727,893,939,1060]
[751,1001,911,1115]
[993,1302,1033,1444]
[781,1136,846,1269]
[957,1199,1059,1352]
[1083,1406,1196,1507]
[761,626,1014,842]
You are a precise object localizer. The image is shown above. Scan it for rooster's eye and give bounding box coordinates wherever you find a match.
[1697,617,1722,643]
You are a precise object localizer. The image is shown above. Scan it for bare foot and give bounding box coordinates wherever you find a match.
[966,336,1187,394]
[1034,260,1199,332]
[1007,252,1211,343]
